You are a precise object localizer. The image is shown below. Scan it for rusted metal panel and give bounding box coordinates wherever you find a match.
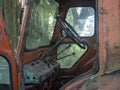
[98,0,120,75]
[23,48,50,64]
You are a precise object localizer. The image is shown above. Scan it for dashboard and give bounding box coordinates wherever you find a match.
[23,57,60,84]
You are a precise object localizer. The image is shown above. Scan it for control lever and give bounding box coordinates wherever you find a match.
[38,36,66,61]
[56,52,75,60]
[51,44,71,60]
[47,36,66,54]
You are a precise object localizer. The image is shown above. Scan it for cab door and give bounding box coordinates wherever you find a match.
[0,11,18,90]
[52,0,98,86]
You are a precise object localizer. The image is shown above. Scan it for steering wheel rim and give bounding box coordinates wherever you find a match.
[56,15,86,49]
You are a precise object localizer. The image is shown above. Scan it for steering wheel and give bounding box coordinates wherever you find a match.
[56,15,86,49]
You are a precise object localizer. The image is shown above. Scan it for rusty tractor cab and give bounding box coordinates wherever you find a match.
[0,0,120,90]
[22,0,98,89]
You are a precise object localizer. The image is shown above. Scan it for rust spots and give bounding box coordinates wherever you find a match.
[105,40,120,73]
[100,7,108,14]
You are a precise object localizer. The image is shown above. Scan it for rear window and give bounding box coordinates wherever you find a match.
[65,7,95,37]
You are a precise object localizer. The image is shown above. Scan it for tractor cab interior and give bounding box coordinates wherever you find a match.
[1,0,120,90]
[0,0,98,90]
[22,0,98,90]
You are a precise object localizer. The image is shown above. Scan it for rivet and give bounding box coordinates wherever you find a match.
[114,43,119,48]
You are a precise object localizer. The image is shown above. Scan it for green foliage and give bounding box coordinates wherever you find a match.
[57,44,87,68]
[26,0,57,49]
[66,7,95,37]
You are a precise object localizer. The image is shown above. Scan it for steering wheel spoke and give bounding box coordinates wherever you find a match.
[57,15,86,49]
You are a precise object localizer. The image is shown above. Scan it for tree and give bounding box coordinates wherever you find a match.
[26,0,57,49]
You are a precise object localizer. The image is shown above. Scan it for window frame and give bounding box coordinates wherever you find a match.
[60,6,96,38]
[56,5,97,70]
